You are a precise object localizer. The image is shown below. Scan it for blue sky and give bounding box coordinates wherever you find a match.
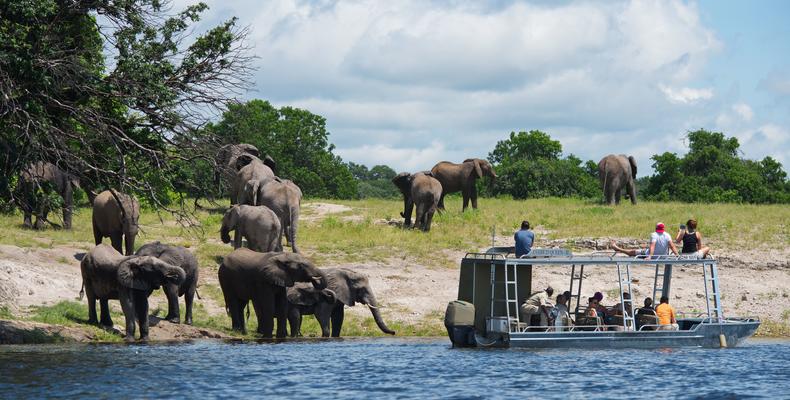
[173,0,790,175]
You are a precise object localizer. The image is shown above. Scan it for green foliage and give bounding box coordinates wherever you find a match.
[347,162,400,199]
[205,100,358,199]
[644,130,790,203]
[488,131,598,199]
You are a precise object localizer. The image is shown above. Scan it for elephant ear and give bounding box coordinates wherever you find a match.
[628,156,637,179]
[287,283,319,306]
[327,269,356,307]
[261,254,296,287]
[262,155,277,175]
[391,172,412,195]
[465,158,483,178]
[235,154,257,171]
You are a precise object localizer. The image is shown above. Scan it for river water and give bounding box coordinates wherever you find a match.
[1,338,787,398]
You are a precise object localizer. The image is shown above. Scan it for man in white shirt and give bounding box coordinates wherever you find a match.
[610,222,678,259]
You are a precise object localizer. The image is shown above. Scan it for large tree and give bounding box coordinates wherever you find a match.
[0,0,252,214]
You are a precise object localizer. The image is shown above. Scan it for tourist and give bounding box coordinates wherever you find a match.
[592,292,607,317]
[550,294,571,331]
[520,286,553,327]
[675,219,711,259]
[655,296,678,330]
[608,292,633,317]
[636,297,658,331]
[636,297,655,316]
[514,220,535,258]
[610,222,678,259]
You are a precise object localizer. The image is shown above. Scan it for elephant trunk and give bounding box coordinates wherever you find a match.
[364,294,395,335]
[220,222,231,244]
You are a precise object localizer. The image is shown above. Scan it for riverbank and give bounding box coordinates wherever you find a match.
[1,197,787,343]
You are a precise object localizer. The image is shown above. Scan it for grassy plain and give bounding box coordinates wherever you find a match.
[0,196,787,339]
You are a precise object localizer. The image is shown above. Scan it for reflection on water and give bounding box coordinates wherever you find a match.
[1,338,788,398]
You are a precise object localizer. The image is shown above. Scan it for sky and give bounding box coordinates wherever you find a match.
[173,0,790,175]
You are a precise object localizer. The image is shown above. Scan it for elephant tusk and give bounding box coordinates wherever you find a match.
[367,304,383,310]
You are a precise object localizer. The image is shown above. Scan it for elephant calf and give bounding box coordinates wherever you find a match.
[287,268,395,337]
[92,190,140,255]
[136,241,199,325]
[81,244,186,341]
[221,204,283,252]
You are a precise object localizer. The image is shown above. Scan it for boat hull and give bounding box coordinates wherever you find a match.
[475,319,760,349]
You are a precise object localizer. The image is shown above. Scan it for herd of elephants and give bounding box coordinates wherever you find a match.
[14,143,638,341]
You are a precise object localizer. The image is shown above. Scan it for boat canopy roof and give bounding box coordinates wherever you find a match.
[464,247,717,266]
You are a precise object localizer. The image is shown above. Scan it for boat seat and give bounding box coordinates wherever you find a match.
[636,312,659,331]
[574,314,602,331]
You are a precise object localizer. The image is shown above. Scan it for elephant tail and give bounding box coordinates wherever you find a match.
[79,280,84,301]
[195,287,202,300]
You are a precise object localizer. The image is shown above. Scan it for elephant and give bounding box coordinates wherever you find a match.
[287,268,396,337]
[231,155,276,204]
[431,158,497,211]
[92,190,140,255]
[215,143,260,190]
[135,241,199,325]
[17,161,80,229]
[218,248,327,338]
[598,154,637,205]
[220,204,283,252]
[392,172,442,231]
[80,244,186,341]
[243,177,303,253]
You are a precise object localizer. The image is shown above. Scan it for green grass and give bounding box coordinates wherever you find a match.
[756,319,790,337]
[0,306,13,319]
[27,301,124,342]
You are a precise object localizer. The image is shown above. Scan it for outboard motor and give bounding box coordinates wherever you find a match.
[444,300,476,347]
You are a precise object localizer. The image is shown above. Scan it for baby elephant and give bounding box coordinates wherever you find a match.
[81,244,186,341]
[135,241,199,325]
[220,204,283,252]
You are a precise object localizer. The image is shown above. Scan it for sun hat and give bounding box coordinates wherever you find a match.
[593,292,603,301]
[655,222,665,233]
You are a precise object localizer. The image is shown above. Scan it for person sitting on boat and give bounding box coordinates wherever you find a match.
[514,220,535,258]
[675,219,711,259]
[655,296,678,330]
[610,222,678,259]
[550,294,571,331]
[592,292,607,317]
[520,286,553,327]
[607,292,632,317]
[562,290,572,309]
[636,297,655,315]
[636,297,658,331]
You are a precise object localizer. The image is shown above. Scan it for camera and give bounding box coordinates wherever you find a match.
[679,224,686,230]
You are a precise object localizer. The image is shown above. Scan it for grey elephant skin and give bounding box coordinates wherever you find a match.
[221,204,283,252]
[135,241,199,325]
[215,143,260,191]
[92,190,140,255]
[431,158,496,211]
[231,154,276,204]
[287,268,396,337]
[80,244,186,341]
[392,172,442,231]
[17,161,80,229]
[218,248,327,338]
[598,154,638,205]
[242,177,302,253]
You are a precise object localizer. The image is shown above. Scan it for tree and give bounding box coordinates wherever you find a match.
[487,130,598,199]
[346,163,399,199]
[206,100,357,199]
[643,129,789,203]
[1,0,252,216]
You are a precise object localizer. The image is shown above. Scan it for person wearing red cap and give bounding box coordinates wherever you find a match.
[610,222,678,259]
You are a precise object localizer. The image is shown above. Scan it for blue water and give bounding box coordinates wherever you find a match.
[1,338,787,398]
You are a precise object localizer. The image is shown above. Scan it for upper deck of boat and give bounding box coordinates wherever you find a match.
[463,247,717,266]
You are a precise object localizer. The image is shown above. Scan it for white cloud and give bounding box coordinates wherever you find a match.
[172,0,790,175]
[658,84,714,104]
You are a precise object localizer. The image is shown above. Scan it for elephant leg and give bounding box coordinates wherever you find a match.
[110,233,123,254]
[627,180,637,205]
[316,308,331,338]
[86,290,98,325]
[252,296,274,338]
[99,298,113,327]
[62,189,73,230]
[233,228,242,249]
[224,293,243,332]
[615,189,622,205]
[462,190,470,211]
[289,215,299,254]
[134,290,150,341]
[163,284,180,323]
[437,193,446,210]
[184,284,195,325]
[23,210,33,229]
[274,293,288,338]
[425,208,436,232]
[93,222,102,245]
[414,203,425,231]
[287,307,302,338]
[471,185,479,209]
[119,290,136,341]
[330,305,344,338]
